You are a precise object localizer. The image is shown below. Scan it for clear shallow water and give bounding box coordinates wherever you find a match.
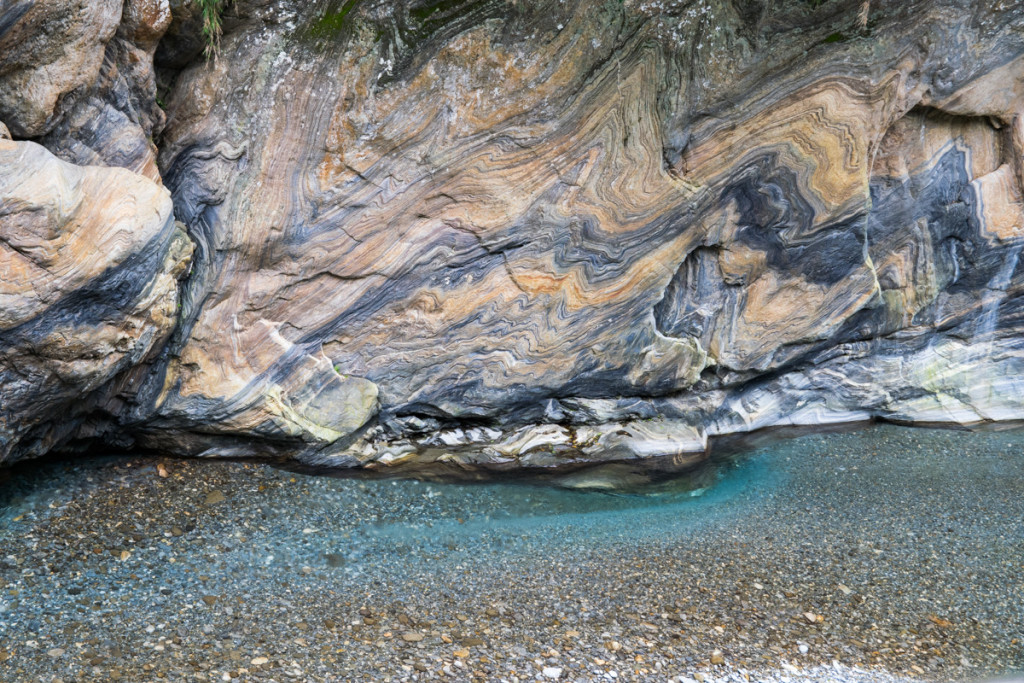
[0,424,1022,682]
[319,450,783,576]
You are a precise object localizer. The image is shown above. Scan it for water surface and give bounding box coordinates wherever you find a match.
[0,424,1021,682]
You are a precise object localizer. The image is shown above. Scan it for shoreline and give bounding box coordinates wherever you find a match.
[0,423,1022,682]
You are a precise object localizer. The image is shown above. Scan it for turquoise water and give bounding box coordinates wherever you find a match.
[0,424,1022,681]
[331,449,782,568]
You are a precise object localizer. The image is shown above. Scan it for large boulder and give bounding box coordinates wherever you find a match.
[36,0,174,180]
[0,0,173,179]
[0,139,191,463]
[0,0,122,138]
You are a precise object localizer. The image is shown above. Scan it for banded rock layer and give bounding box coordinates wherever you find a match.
[0,139,191,463]
[145,0,1024,468]
[3,0,1024,470]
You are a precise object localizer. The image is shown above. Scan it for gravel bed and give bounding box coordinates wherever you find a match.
[0,424,1022,682]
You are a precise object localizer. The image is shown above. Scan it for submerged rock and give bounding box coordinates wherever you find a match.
[2,0,1024,467]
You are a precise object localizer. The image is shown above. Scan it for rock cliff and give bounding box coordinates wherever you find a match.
[2,0,1024,469]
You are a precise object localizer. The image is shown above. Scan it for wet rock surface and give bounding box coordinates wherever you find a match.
[0,424,1021,681]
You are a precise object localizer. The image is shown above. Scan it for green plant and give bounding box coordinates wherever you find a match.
[314,0,360,34]
[196,0,230,58]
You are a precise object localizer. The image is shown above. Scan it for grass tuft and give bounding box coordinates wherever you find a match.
[196,0,230,59]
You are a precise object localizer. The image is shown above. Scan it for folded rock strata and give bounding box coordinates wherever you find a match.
[37,0,174,181]
[3,0,1024,470]
[0,0,122,138]
[142,0,1024,468]
[0,0,171,179]
[0,138,191,463]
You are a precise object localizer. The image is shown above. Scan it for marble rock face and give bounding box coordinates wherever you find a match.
[0,0,121,138]
[143,0,1024,467]
[4,0,1024,469]
[0,139,191,463]
[36,0,174,181]
[0,0,171,179]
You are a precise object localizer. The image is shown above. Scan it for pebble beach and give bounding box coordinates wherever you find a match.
[0,423,1022,682]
